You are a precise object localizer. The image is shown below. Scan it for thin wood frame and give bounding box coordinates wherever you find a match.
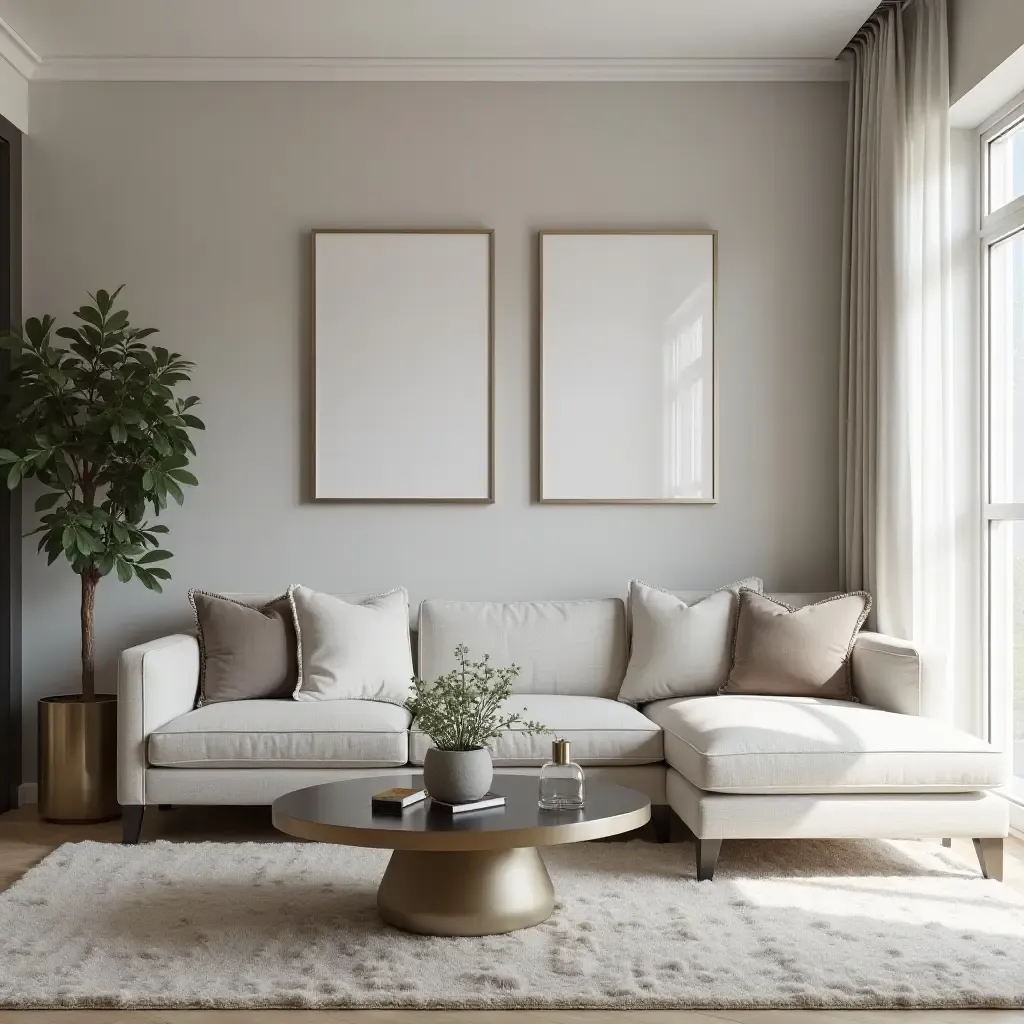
[311,228,495,503]
[537,229,718,504]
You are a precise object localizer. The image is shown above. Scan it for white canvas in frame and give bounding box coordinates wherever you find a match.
[313,230,493,501]
[540,231,716,503]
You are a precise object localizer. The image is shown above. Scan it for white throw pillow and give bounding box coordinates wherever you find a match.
[289,585,414,704]
[618,578,763,705]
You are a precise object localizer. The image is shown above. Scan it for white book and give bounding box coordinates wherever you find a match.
[430,792,506,815]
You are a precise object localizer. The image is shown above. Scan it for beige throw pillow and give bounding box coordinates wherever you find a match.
[618,578,763,704]
[289,585,414,704]
[723,589,872,700]
[190,590,298,705]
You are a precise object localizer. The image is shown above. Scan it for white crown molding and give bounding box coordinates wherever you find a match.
[32,55,849,83]
[0,16,40,79]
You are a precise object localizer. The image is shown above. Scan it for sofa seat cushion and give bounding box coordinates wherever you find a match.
[148,700,411,768]
[644,694,1005,794]
[410,695,663,766]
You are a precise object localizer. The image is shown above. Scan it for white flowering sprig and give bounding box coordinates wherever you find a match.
[405,644,548,751]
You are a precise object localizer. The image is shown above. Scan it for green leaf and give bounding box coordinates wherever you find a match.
[132,327,159,340]
[73,526,96,556]
[104,310,129,333]
[110,422,127,444]
[0,449,20,464]
[138,549,172,563]
[148,524,170,534]
[75,305,103,329]
[164,476,184,505]
[133,565,162,592]
[146,566,171,581]
[115,557,133,583]
[6,462,22,490]
[181,414,205,430]
[94,289,110,314]
[167,469,198,487]
[34,491,62,512]
[54,461,73,489]
[141,470,154,492]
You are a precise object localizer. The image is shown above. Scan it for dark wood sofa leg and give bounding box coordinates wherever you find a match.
[941,837,952,848]
[651,805,671,843]
[122,805,144,844]
[973,837,1004,881]
[158,804,172,811]
[696,838,722,881]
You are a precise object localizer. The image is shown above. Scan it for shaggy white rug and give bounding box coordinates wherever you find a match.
[0,838,1021,1009]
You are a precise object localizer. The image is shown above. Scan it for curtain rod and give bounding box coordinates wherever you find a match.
[841,0,908,54]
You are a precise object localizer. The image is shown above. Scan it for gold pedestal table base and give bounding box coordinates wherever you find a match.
[377,846,555,935]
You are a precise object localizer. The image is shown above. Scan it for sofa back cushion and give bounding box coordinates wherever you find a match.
[619,578,762,704]
[418,599,627,697]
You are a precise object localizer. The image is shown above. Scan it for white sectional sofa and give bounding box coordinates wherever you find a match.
[118,591,1009,880]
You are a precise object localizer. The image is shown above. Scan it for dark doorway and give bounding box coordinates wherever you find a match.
[0,112,21,814]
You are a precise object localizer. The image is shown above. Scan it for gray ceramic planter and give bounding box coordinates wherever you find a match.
[423,747,493,804]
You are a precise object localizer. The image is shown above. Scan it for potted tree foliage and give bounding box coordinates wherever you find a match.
[0,287,202,822]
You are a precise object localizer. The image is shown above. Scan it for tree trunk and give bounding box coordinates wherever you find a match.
[80,569,99,699]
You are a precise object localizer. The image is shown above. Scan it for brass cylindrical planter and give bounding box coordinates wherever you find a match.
[37,694,119,823]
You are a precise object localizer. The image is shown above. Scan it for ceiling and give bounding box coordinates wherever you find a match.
[0,0,874,81]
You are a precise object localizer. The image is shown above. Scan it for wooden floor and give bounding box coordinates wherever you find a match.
[0,804,1022,1024]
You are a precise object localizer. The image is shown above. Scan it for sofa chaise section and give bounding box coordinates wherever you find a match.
[650,629,1009,880]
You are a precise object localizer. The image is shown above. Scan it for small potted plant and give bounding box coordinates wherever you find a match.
[405,644,547,804]
[0,287,202,823]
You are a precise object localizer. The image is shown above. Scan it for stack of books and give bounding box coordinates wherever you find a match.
[370,788,506,815]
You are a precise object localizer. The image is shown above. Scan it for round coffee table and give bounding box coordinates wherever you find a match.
[272,773,650,936]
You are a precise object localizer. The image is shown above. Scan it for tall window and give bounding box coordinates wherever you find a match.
[982,107,1024,808]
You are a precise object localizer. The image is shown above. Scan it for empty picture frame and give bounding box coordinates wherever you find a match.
[312,229,494,502]
[539,230,717,503]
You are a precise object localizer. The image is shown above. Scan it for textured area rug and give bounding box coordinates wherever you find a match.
[0,838,1021,1009]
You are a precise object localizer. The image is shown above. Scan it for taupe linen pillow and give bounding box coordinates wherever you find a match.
[190,590,298,705]
[722,589,872,700]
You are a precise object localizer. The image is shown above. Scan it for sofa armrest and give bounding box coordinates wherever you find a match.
[117,634,199,805]
[851,631,944,719]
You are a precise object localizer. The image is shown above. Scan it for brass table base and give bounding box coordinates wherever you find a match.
[377,846,555,936]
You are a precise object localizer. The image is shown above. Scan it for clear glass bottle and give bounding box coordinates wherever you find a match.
[538,737,585,810]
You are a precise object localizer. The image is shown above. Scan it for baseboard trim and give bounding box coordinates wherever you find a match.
[17,782,36,806]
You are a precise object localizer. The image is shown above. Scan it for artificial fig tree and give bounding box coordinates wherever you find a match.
[0,286,202,698]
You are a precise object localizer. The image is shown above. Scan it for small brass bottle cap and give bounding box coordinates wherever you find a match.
[552,738,571,765]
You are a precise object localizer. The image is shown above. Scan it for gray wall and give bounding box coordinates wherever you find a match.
[948,0,1024,104]
[21,81,847,778]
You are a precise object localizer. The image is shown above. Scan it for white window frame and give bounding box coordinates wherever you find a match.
[979,95,1024,831]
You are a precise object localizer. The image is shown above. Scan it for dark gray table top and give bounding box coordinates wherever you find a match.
[272,772,651,851]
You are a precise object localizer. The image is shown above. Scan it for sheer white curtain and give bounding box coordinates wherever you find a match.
[839,0,958,698]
